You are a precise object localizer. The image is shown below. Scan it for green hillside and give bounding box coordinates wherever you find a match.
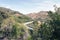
[0,7,32,40]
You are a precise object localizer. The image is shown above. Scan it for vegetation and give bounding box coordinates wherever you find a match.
[0,6,60,40]
[29,7,60,40]
[0,7,32,40]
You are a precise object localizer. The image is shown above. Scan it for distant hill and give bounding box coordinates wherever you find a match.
[27,11,49,21]
[0,7,32,23]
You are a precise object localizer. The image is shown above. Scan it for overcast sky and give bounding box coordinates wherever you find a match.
[0,0,60,14]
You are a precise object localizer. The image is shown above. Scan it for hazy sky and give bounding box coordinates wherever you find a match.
[0,0,60,14]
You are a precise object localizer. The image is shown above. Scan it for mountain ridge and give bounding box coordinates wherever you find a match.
[27,11,48,21]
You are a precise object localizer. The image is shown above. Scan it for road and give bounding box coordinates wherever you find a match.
[24,21,33,30]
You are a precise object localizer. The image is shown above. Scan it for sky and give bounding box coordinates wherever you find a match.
[0,0,60,14]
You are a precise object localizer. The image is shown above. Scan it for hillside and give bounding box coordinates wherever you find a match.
[0,7,32,23]
[27,11,49,21]
[0,7,32,40]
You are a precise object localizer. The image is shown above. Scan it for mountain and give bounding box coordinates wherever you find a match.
[27,11,48,21]
[0,7,32,40]
[0,7,32,23]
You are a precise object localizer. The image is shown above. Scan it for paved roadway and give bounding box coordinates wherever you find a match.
[24,21,33,30]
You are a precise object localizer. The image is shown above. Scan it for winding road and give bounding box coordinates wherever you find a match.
[24,21,33,30]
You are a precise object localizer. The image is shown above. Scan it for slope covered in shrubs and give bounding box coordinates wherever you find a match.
[0,7,32,40]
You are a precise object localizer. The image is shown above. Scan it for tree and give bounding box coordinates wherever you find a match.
[48,11,60,40]
[39,10,60,40]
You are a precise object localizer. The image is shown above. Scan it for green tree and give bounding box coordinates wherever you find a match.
[39,10,60,40]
